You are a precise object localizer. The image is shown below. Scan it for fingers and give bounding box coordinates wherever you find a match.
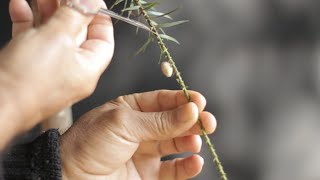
[78,2,114,75]
[137,135,202,156]
[159,154,204,180]
[158,135,202,156]
[43,0,101,40]
[9,0,33,37]
[120,90,207,112]
[182,111,217,136]
[119,102,199,142]
[36,0,59,23]
[136,112,216,156]
[104,90,216,142]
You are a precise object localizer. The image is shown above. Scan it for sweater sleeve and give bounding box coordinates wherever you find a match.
[1,129,62,180]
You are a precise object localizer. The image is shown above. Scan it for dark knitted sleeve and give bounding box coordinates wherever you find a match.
[2,129,62,180]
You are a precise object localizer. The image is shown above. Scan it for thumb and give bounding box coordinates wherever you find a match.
[42,0,98,39]
[9,0,33,37]
[126,102,199,142]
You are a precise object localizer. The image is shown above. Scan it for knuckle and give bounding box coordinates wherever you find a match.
[107,108,128,125]
[114,96,127,104]
[54,7,77,24]
[154,112,172,136]
[114,95,136,109]
[173,139,181,153]
[54,32,73,47]
[102,108,137,142]
[78,79,97,98]
[22,28,38,39]
[40,28,73,49]
[112,96,130,108]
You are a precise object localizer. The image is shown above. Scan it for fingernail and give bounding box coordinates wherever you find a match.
[63,0,99,13]
[78,0,98,12]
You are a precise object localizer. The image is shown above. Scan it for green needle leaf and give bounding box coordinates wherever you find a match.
[159,34,180,44]
[121,5,141,12]
[127,0,135,18]
[156,20,189,28]
[139,0,148,4]
[110,0,125,9]
[150,19,158,26]
[148,11,173,20]
[133,37,152,56]
[142,2,159,10]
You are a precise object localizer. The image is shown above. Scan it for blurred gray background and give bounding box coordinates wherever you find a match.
[2,0,320,179]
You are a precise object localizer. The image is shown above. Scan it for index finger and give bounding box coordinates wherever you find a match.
[120,90,207,112]
[78,2,114,75]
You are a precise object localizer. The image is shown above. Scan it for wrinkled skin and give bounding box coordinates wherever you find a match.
[61,90,216,180]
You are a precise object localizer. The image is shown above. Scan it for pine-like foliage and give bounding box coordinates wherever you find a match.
[110,0,187,57]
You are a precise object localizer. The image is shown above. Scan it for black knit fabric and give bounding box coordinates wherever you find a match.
[2,129,62,180]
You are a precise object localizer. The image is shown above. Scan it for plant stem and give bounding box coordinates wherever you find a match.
[133,0,227,179]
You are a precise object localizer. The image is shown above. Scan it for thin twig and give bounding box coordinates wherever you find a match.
[133,0,228,179]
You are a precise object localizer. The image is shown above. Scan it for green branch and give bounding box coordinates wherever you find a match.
[132,0,228,179]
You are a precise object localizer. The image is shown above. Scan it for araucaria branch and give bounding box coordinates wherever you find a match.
[132,0,228,179]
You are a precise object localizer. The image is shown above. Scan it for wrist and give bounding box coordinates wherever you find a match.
[0,85,26,149]
[0,67,41,143]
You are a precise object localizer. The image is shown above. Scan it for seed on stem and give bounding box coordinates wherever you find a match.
[161,61,173,77]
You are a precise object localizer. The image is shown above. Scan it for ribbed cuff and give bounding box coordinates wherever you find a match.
[2,129,62,180]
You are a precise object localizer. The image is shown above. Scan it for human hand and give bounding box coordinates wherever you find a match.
[0,0,114,132]
[60,90,216,180]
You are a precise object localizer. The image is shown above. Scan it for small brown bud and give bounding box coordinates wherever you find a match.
[161,61,173,77]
